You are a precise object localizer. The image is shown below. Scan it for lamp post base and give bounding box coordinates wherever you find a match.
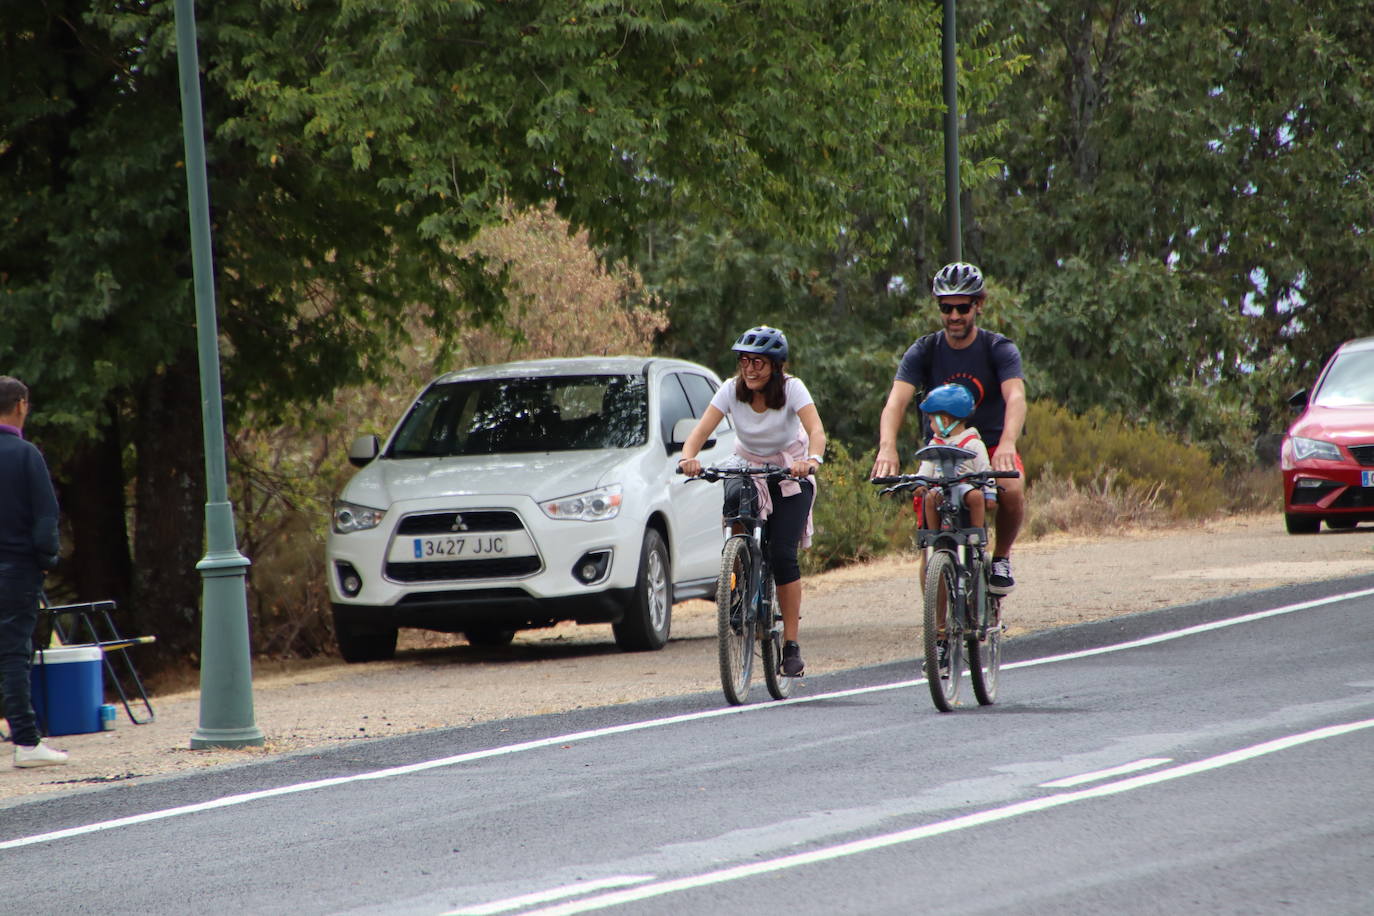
[190,724,265,750]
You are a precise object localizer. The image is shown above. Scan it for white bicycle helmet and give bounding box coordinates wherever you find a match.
[931,262,986,298]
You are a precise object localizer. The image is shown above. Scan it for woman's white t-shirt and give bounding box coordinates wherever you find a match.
[709,376,814,455]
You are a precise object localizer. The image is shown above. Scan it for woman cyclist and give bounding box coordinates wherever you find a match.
[678,326,827,676]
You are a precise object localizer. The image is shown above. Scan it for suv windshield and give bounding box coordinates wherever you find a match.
[388,374,649,457]
[1314,349,1374,407]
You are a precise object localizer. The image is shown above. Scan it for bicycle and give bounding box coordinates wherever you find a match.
[682,464,800,705]
[873,444,1019,711]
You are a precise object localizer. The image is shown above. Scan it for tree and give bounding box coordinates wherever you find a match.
[3,1,971,672]
[962,0,1374,460]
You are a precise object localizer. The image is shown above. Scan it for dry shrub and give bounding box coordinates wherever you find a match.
[1023,469,1176,539]
[458,200,668,363]
[1219,465,1283,514]
[1022,400,1225,519]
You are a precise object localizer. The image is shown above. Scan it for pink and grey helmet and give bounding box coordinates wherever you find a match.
[732,325,789,362]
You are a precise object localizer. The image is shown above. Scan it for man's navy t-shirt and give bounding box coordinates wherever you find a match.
[895,329,1023,449]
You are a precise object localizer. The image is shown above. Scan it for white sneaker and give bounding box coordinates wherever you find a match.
[14,740,70,768]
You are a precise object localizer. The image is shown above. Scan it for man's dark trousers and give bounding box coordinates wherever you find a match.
[0,562,44,747]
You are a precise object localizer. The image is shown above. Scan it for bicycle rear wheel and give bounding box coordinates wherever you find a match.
[923,550,962,711]
[717,536,756,705]
[761,575,795,700]
[967,568,1000,705]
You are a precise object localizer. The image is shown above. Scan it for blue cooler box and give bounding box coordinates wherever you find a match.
[31,645,104,736]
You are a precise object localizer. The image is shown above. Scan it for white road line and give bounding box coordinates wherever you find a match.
[442,876,655,916]
[3,584,1371,852]
[1038,757,1173,788]
[509,719,1374,916]
[1002,586,1374,672]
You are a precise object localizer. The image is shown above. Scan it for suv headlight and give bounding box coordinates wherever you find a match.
[1290,437,1343,462]
[332,499,386,533]
[539,485,622,521]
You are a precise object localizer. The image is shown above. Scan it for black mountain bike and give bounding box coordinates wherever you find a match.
[684,464,798,705]
[874,444,1019,711]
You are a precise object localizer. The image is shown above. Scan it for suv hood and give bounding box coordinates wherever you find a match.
[341,450,638,507]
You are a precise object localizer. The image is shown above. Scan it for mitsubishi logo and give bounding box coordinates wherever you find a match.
[450,514,469,532]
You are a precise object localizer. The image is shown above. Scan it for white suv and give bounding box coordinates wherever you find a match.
[326,356,736,661]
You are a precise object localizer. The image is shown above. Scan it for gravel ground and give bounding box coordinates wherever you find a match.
[3,513,1372,804]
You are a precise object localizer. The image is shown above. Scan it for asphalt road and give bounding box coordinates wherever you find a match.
[3,575,1373,915]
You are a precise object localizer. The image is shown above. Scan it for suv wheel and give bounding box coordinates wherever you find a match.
[614,528,672,651]
[332,604,399,663]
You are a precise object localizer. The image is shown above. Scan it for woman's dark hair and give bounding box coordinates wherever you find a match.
[734,360,787,410]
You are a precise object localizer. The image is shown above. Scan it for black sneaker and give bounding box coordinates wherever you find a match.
[923,639,951,679]
[989,556,1015,595]
[782,641,805,677]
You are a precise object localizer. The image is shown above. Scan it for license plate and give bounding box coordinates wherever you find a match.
[390,532,534,563]
[1364,471,1374,487]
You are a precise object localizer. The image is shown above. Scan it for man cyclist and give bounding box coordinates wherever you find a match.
[870,262,1026,593]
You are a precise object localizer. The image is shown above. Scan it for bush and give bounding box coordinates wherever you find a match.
[801,441,911,574]
[1021,400,1225,519]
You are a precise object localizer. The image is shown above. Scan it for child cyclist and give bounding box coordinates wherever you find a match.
[912,383,996,532]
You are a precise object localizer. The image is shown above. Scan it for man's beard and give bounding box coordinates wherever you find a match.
[944,318,974,343]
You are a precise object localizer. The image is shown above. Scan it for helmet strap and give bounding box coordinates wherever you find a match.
[932,414,960,438]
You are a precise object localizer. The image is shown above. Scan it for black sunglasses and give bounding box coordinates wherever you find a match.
[737,355,771,369]
[938,301,976,315]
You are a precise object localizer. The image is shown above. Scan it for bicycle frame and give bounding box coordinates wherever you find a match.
[719,477,774,620]
[686,464,797,704]
[873,444,1018,710]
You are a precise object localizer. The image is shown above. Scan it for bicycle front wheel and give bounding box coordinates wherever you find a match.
[717,536,756,705]
[967,568,1000,705]
[923,550,963,711]
[761,575,795,700]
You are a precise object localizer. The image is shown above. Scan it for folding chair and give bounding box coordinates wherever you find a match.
[39,596,155,725]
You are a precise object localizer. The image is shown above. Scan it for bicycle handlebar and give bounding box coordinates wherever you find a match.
[870,468,1019,494]
[677,463,803,483]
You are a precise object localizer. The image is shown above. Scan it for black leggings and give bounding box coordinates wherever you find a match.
[723,478,815,586]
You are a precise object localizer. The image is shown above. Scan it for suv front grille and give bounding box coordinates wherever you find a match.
[397,510,524,535]
[388,509,540,582]
[386,556,543,582]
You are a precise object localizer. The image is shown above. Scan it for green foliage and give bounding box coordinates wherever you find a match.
[801,441,910,574]
[624,9,1027,454]
[1021,400,1225,519]
[964,0,1374,448]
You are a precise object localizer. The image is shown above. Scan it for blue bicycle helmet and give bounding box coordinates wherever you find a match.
[919,383,975,418]
[732,325,789,362]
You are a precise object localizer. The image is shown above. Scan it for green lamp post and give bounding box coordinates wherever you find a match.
[942,0,962,262]
[173,0,265,749]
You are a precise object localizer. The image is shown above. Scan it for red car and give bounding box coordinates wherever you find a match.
[1281,336,1374,534]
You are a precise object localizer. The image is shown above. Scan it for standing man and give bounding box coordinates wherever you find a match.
[871,262,1027,593]
[0,376,69,767]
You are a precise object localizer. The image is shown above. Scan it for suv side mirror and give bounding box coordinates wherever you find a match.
[1287,389,1309,409]
[348,434,381,468]
[669,416,715,453]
